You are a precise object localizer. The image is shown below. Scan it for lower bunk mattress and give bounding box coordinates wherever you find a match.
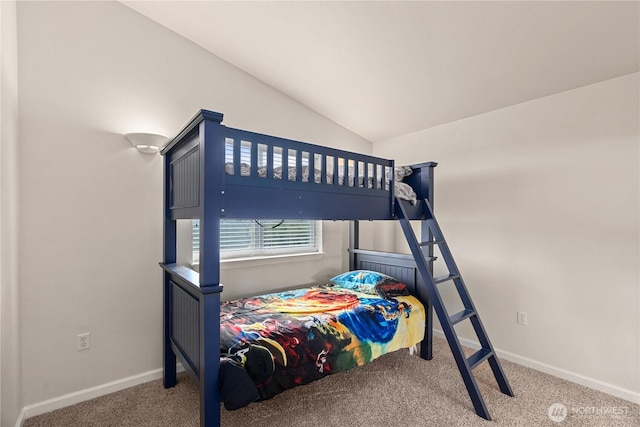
[219,283,426,410]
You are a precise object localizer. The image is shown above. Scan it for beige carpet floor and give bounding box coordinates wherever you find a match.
[24,337,639,426]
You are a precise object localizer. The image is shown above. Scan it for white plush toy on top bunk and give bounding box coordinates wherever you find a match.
[394,165,417,205]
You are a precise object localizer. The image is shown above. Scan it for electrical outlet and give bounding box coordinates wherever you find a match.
[517,311,528,326]
[78,333,90,351]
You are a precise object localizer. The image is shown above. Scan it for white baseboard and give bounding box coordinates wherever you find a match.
[16,364,185,427]
[15,339,640,427]
[432,330,640,405]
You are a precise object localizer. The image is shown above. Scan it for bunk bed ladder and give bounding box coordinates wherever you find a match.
[396,198,514,420]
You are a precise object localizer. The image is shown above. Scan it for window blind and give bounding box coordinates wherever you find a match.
[193,219,320,261]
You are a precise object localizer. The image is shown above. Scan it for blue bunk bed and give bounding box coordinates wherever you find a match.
[159,110,510,427]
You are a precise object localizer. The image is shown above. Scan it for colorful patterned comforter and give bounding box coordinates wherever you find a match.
[220,285,425,407]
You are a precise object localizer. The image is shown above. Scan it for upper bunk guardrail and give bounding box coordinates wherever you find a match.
[162,110,406,220]
[224,127,394,197]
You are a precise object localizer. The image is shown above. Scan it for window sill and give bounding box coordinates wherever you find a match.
[191,251,326,271]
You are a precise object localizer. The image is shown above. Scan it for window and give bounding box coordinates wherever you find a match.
[192,219,321,262]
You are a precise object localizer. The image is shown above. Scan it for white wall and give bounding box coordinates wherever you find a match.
[16,0,370,411]
[374,74,640,401]
[13,1,638,422]
[1,1,23,426]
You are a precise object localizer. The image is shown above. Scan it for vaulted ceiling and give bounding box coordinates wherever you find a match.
[122,1,639,142]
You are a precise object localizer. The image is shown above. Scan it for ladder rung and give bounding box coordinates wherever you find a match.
[467,348,493,370]
[449,309,476,325]
[418,245,438,262]
[433,273,460,284]
[419,240,445,247]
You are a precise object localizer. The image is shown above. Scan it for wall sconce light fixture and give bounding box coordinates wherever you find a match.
[125,133,167,154]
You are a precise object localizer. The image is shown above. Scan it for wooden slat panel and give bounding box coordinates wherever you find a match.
[171,147,200,209]
[171,281,200,374]
[354,250,422,296]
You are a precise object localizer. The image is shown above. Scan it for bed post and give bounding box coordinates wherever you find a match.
[349,220,359,270]
[421,162,436,361]
[198,115,226,427]
[406,162,438,361]
[163,149,177,388]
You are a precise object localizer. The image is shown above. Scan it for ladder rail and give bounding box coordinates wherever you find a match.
[395,198,514,420]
